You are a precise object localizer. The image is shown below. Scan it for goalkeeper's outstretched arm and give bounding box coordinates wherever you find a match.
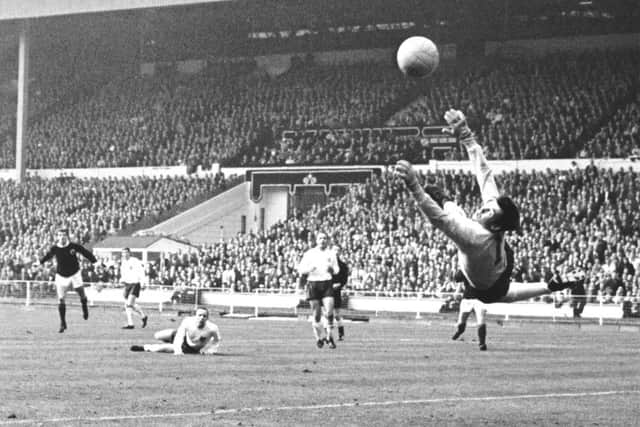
[443,109,499,203]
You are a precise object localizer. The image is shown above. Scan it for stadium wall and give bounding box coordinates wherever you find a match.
[3,282,625,321]
[139,182,251,243]
[82,287,626,321]
[2,158,640,181]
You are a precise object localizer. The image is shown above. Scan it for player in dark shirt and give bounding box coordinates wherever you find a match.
[40,228,97,333]
[569,271,587,318]
[331,247,350,341]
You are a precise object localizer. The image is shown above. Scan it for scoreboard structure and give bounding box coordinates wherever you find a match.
[282,126,458,162]
[247,167,380,202]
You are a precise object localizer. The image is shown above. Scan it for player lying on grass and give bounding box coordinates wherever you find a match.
[395,108,583,305]
[130,307,220,355]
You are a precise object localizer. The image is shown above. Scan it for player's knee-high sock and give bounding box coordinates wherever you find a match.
[337,317,344,339]
[134,304,145,319]
[58,300,67,327]
[135,304,148,327]
[312,321,324,340]
[125,305,134,325]
[477,324,487,346]
[452,322,466,340]
[326,314,335,339]
[80,297,89,320]
[143,344,173,353]
[76,288,89,320]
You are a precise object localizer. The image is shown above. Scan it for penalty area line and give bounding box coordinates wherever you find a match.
[2,390,639,425]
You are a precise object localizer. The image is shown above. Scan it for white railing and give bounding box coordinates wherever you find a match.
[0,280,632,324]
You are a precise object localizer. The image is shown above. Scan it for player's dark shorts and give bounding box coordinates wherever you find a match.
[123,282,141,299]
[169,330,200,354]
[307,280,334,301]
[333,287,344,309]
[460,243,515,304]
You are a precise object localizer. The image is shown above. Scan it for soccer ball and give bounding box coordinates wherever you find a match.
[396,36,440,78]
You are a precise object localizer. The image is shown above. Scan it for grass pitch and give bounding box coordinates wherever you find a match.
[1,304,639,426]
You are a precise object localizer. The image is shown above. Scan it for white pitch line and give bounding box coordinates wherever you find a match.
[2,390,638,425]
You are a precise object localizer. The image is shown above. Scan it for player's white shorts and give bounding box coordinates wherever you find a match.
[55,271,84,299]
[459,298,486,314]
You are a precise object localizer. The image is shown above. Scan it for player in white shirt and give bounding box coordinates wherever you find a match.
[130,307,220,355]
[395,109,583,307]
[119,248,148,329]
[297,232,339,349]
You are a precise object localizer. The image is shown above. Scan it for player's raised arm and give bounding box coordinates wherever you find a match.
[328,249,339,276]
[443,109,500,203]
[395,160,484,251]
[40,246,55,265]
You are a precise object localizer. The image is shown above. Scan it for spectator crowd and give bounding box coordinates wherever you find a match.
[0,173,230,284]
[1,49,637,169]
[3,165,635,310]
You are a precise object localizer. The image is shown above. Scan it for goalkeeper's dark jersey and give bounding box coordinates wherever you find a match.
[40,243,97,277]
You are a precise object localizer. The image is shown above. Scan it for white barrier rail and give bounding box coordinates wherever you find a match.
[0,280,631,324]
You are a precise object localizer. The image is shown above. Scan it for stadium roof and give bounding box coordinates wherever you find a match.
[0,0,228,21]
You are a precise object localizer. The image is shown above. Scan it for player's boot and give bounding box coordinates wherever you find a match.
[316,339,325,349]
[452,323,466,340]
[141,316,148,328]
[122,325,134,330]
[479,344,487,351]
[327,336,337,349]
[130,345,145,352]
[58,322,67,333]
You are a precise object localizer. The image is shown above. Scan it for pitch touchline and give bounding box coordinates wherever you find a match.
[2,390,638,425]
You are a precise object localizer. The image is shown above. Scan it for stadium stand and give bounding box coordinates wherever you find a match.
[31,166,634,308]
[2,49,638,169]
[0,173,230,284]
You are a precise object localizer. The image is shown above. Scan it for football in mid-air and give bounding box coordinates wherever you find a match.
[396,36,440,78]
